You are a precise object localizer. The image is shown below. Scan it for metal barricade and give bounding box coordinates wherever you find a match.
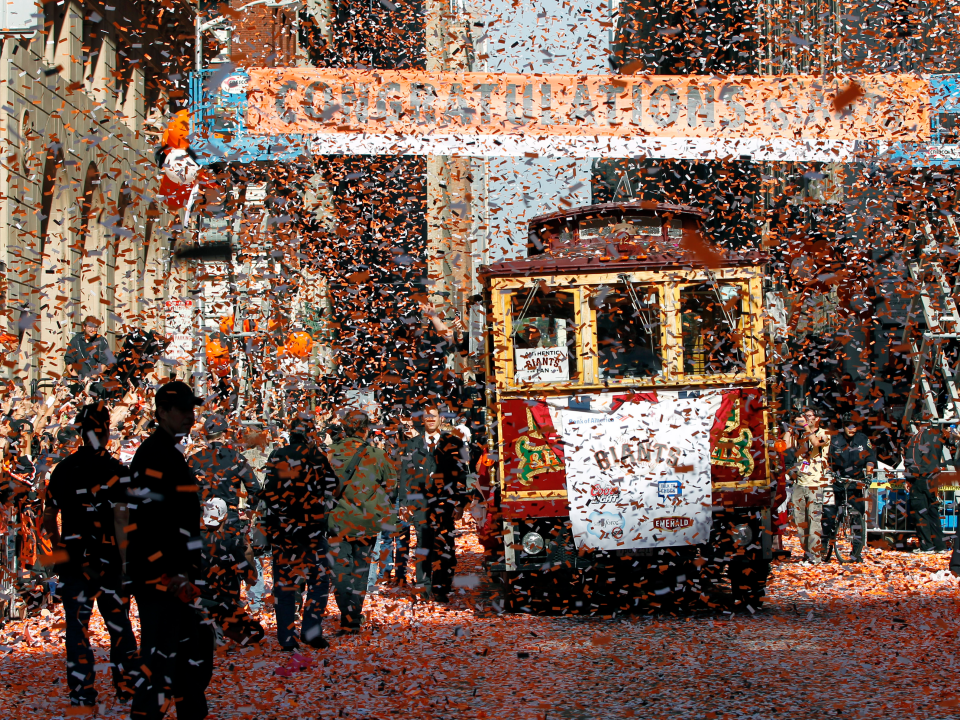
[866,468,957,549]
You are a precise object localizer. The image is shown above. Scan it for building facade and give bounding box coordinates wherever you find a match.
[0,0,194,388]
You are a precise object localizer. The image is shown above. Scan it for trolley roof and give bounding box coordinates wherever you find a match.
[480,201,768,279]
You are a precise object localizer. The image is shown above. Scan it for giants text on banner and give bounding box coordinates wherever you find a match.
[558,391,721,551]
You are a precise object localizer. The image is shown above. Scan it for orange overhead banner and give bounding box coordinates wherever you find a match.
[246,70,930,143]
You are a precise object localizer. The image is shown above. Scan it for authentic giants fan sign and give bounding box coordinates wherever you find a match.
[245,70,930,160]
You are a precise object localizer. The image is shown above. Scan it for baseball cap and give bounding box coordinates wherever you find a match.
[155,380,204,411]
[203,413,229,435]
[202,498,228,528]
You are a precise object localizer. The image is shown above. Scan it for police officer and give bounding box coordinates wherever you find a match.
[188,414,262,529]
[42,403,136,708]
[126,381,212,720]
[824,415,875,562]
[260,414,338,650]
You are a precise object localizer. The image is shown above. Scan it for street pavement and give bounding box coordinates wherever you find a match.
[0,531,957,719]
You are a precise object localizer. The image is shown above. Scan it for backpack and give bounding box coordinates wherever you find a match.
[330,443,394,539]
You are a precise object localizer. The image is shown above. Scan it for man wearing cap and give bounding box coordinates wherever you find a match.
[126,380,212,720]
[42,403,137,708]
[260,414,339,650]
[825,415,875,562]
[188,414,261,530]
[64,316,115,385]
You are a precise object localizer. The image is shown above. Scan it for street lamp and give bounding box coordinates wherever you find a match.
[195,0,304,69]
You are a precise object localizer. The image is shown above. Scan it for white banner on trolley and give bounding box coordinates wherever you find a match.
[308,134,885,162]
[558,390,720,551]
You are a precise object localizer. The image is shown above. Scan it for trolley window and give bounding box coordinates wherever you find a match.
[511,287,579,383]
[591,283,662,381]
[680,283,746,376]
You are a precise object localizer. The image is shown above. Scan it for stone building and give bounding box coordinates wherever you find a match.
[0,0,194,387]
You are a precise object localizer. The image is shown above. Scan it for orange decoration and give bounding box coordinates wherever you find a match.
[163,109,191,150]
[283,331,313,359]
[205,337,231,377]
[774,439,787,453]
[219,315,235,334]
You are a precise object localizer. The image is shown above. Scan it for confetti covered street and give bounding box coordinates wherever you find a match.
[1,531,958,720]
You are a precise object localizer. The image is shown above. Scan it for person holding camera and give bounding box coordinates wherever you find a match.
[791,408,830,565]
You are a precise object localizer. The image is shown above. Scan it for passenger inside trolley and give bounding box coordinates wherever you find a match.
[594,283,662,380]
[680,283,746,375]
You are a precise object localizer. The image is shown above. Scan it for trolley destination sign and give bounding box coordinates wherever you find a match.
[243,70,931,160]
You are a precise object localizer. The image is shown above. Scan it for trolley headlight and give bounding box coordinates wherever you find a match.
[733,523,753,546]
[521,531,545,555]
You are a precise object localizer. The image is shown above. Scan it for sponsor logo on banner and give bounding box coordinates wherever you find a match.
[653,516,694,531]
[657,480,682,500]
[590,484,621,502]
[587,511,625,539]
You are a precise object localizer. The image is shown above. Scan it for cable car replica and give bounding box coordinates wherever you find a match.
[478,201,784,614]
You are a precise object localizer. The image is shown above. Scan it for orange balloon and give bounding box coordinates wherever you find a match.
[283,331,313,359]
[219,315,235,334]
[205,337,231,377]
[163,110,191,150]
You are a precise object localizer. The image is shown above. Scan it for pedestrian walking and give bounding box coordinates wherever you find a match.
[417,405,468,602]
[41,402,137,708]
[824,414,874,562]
[904,425,950,554]
[260,414,338,650]
[239,428,271,615]
[329,410,396,632]
[198,498,263,646]
[125,380,213,720]
[906,474,948,553]
[188,414,262,529]
[791,407,830,564]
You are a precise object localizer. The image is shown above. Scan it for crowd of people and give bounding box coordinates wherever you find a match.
[781,407,952,564]
[0,306,490,717]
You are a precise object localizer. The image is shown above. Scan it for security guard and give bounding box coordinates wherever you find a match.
[824,415,875,561]
[126,381,212,720]
[260,414,338,650]
[188,414,262,529]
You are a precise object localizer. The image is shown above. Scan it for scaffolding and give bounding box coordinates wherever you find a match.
[900,214,960,471]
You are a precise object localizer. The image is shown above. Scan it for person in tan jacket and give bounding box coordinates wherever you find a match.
[791,408,831,564]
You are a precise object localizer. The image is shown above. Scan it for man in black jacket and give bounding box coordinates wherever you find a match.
[42,403,136,708]
[126,381,212,720]
[904,425,950,554]
[414,405,468,602]
[260,414,338,650]
[824,416,875,561]
[188,414,262,529]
